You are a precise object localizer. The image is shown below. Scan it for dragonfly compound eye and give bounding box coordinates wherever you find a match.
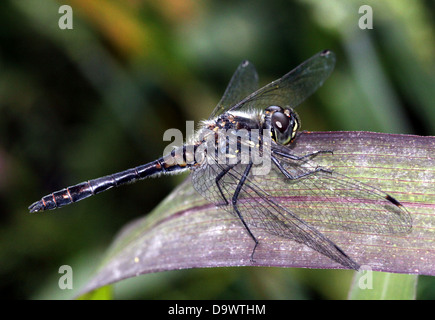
[272,111,290,133]
[270,107,299,145]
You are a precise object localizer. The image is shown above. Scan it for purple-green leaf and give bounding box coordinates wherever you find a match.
[78,131,435,295]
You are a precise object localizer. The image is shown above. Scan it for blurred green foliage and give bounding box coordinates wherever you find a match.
[0,0,433,299]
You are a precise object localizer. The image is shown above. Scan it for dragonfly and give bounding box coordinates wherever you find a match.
[29,50,412,270]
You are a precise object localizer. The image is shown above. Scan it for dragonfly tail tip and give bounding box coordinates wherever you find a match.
[28,201,44,213]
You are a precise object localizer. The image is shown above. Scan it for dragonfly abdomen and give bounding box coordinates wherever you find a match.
[28,158,175,213]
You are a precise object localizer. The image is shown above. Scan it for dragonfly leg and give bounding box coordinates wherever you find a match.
[230,162,259,262]
[271,156,332,180]
[215,163,238,206]
[272,149,333,161]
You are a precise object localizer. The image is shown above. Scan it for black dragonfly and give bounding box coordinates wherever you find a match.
[29,50,412,270]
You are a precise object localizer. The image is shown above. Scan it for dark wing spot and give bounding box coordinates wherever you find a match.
[385,194,402,207]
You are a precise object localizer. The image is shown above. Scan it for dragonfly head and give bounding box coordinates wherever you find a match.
[263,105,300,145]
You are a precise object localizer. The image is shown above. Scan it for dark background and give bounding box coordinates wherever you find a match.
[0,0,434,299]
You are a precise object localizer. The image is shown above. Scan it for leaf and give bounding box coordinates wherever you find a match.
[78,131,435,295]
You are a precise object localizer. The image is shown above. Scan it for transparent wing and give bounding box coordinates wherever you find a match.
[269,145,412,235]
[191,152,360,269]
[228,50,336,113]
[191,144,412,268]
[209,60,259,119]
